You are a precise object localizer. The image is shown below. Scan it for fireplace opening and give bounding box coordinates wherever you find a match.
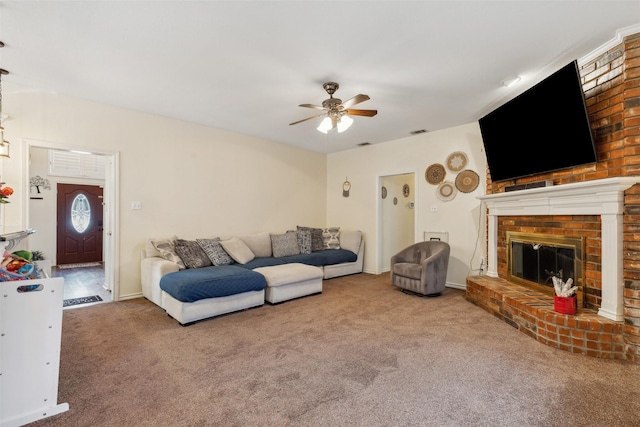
[507,232,584,306]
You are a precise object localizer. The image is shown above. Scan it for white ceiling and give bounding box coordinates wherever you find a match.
[1,1,639,154]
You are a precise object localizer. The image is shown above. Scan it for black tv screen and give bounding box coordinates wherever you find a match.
[479,60,597,182]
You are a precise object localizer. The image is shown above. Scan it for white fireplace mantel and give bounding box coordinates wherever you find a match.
[478,177,640,321]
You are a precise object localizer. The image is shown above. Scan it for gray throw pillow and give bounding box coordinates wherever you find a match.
[297,229,312,254]
[297,226,324,252]
[271,230,300,258]
[151,237,186,269]
[174,239,212,269]
[196,238,234,266]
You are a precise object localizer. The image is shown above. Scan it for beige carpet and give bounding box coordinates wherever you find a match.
[30,273,640,427]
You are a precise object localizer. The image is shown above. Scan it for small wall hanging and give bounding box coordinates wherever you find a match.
[425,163,445,185]
[446,151,468,172]
[437,181,457,202]
[30,175,51,194]
[342,178,351,198]
[455,169,479,193]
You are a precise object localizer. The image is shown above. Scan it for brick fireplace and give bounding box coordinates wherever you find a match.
[467,178,640,359]
[466,30,640,362]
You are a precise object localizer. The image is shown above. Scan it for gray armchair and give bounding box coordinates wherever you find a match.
[390,240,450,296]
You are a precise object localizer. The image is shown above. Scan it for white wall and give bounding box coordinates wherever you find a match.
[327,123,486,287]
[380,173,415,271]
[2,88,327,299]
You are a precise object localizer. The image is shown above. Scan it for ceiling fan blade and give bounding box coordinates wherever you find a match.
[289,113,325,126]
[299,103,327,110]
[345,109,378,117]
[341,94,370,109]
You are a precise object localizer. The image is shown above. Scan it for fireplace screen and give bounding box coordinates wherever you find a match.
[507,232,584,301]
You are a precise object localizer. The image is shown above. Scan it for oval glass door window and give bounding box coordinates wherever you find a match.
[71,193,91,233]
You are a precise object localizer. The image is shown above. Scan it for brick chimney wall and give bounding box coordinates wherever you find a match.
[484,32,640,362]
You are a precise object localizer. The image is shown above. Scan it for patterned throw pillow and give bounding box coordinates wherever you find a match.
[271,230,301,258]
[174,239,212,269]
[297,229,312,254]
[297,226,324,252]
[151,237,186,269]
[322,227,341,250]
[196,238,234,266]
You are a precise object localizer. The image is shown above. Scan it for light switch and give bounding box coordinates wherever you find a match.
[131,201,142,210]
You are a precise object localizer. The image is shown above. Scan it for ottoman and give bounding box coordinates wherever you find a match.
[254,263,323,304]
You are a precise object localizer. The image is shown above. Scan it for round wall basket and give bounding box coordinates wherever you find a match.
[425,163,446,185]
[437,180,457,202]
[446,151,468,172]
[455,169,479,193]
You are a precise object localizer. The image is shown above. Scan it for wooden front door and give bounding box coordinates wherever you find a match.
[56,184,104,265]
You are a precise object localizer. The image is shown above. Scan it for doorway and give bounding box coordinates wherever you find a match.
[379,172,416,272]
[56,183,104,265]
[25,141,119,301]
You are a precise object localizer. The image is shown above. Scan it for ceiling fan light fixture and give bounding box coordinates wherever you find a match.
[337,115,353,133]
[317,116,332,134]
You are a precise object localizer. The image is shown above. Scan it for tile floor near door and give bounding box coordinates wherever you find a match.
[52,263,111,308]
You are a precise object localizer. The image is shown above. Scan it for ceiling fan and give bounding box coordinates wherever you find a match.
[289,82,377,133]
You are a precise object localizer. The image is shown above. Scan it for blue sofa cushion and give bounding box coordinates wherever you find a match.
[235,257,286,270]
[313,249,357,266]
[278,252,325,267]
[160,265,266,303]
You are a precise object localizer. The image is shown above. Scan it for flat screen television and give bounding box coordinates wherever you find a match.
[478,60,597,182]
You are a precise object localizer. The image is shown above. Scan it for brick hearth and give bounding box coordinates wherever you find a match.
[466,275,625,359]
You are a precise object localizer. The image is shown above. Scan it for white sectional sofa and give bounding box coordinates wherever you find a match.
[140,228,364,325]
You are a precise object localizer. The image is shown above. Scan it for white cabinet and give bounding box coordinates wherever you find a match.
[0,277,69,427]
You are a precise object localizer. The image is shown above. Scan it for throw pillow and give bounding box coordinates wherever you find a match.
[271,230,300,258]
[297,229,312,254]
[339,230,362,254]
[220,237,255,264]
[322,227,341,250]
[174,239,212,269]
[297,226,324,252]
[151,237,186,269]
[196,238,234,266]
[238,232,272,257]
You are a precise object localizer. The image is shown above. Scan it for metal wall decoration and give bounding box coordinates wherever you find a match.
[342,178,351,197]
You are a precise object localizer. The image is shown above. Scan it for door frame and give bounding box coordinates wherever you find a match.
[376,169,419,275]
[23,139,120,301]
